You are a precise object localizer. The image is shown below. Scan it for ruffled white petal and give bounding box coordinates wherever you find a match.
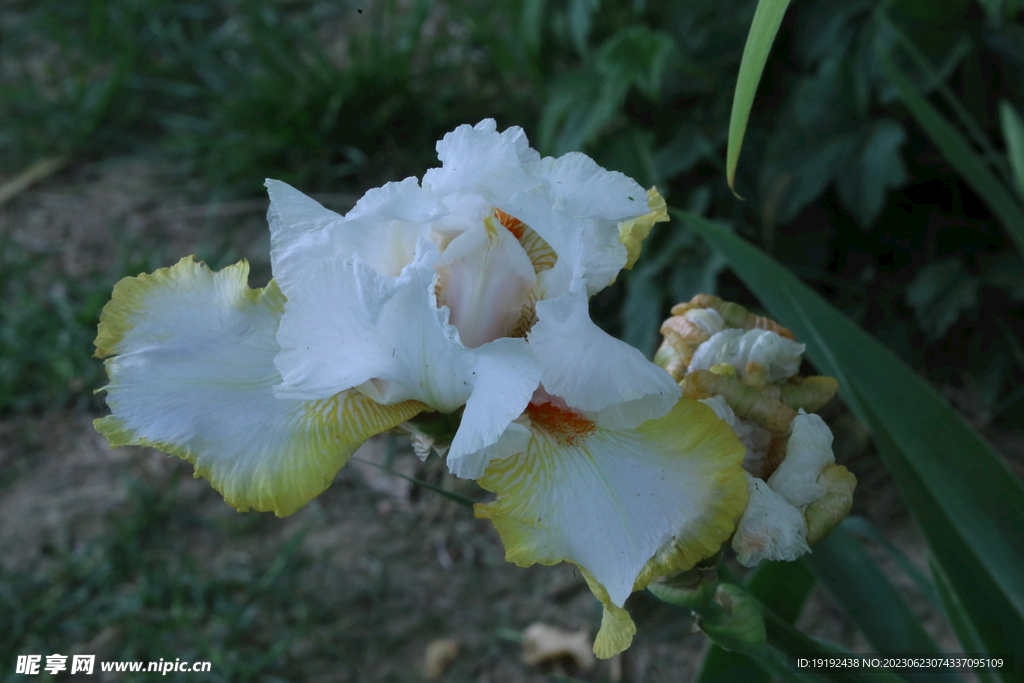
[529,287,680,427]
[476,397,747,655]
[684,308,726,336]
[689,329,806,382]
[524,152,645,291]
[424,121,539,202]
[767,410,835,507]
[446,340,541,478]
[273,247,539,470]
[267,177,445,287]
[94,257,423,517]
[732,474,811,566]
[423,120,652,296]
[454,419,533,481]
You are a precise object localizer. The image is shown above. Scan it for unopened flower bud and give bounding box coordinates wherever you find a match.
[699,583,767,651]
[672,295,795,340]
[681,370,797,436]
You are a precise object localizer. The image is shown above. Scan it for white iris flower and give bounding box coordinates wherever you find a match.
[94,120,750,657]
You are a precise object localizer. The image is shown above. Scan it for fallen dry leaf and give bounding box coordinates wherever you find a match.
[520,622,595,671]
[423,637,460,679]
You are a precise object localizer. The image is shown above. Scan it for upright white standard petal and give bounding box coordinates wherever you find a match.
[94,257,424,517]
[529,286,681,428]
[423,120,649,295]
[434,218,537,349]
[476,397,746,657]
[267,177,445,289]
[267,121,669,475]
[272,247,540,478]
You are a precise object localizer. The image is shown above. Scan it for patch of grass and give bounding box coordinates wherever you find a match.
[0,228,247,416]
[0,240,125,415]
[1,0,520,194]
[0,474,324,683]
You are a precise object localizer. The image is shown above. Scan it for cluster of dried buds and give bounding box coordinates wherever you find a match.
[656,295,857,566]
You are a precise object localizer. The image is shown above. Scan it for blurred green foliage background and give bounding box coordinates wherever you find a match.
[2,0,1023,428]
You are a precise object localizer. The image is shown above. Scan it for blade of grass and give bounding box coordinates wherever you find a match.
[877,15,1008,182]
[0,155,70,207]
[999,100,1024,201]
[877,47,1024,256]
[349,456,476,508]
[726,0,792,194]
[678,208,1024,680]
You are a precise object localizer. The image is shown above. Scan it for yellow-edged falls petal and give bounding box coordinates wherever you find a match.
[618,187,669,270]
[475,397,746,657]
[94,257,424,516]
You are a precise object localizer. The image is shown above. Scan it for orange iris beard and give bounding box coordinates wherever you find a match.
[525,401,595,446]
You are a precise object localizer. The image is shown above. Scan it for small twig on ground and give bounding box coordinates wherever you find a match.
[0,155,72,208]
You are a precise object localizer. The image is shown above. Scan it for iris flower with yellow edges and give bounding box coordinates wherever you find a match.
[94,121,749,657]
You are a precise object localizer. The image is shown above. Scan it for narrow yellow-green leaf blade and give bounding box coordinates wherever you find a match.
[999,100,1024,202]
[678,208,1024,676]
[878,49,1024,256]
[726,0,792,194]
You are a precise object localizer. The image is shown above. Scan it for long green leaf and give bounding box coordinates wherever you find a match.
[840,516,940,609]
[725,0,792,193]
[803,526,961,683]
[930,559,999,683]
[877,48,1024,256]
[678,208,1024,681]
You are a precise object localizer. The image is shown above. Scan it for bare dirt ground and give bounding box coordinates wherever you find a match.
[2,158,1019,682]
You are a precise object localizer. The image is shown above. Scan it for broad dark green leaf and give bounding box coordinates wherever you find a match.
[878,48,1024,256]
[595,25,675,101]
[841,516,940,609]
[726,0,793,192]
[757,60,908,227]
[678,208,1024,680]
[985,255,1024,301]
[835,120,908,226]
[566,0,599,57]
[538,71,625,154]
[803,525,961,683]
[930,559,999,683]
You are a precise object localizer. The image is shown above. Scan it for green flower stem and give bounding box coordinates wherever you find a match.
[651,570,909,683]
